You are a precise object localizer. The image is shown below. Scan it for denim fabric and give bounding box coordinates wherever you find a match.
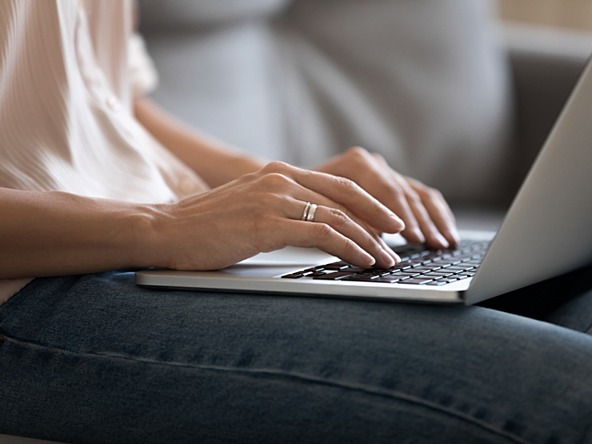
[0,269,591,444]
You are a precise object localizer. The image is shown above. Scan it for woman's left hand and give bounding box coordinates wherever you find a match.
[316,147,459,249]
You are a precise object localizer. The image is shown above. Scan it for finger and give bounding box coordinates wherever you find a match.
[351,164,426,244]
[312,205,397,268]
[375,162,452,248]
[377,235,401,263]
[400,184,451,249]
[274,219,379,269]
[353,153,426,243]
[419,194,459,247]
[255,172,386,243]
[382,175,426,244]
[263,162,405,234]
[405,177,460,247]
[405,176,456,223]
[333,150,421,239]
[285,198,397,268]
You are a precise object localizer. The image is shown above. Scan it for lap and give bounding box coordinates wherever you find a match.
[1,271,591,443]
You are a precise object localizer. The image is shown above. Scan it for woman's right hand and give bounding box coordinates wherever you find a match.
[145,162,405,271]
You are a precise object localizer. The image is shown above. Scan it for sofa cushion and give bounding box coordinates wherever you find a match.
[279,0,514,205]
[140,0,291,30]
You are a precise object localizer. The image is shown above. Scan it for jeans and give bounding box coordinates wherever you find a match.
[0,267,591,444]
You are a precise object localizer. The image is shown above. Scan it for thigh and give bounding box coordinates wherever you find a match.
[1,271,592,444]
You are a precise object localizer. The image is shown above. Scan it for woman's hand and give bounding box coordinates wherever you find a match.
[316,147,459,249]
[146,162,405,271]
[0,154,457,279]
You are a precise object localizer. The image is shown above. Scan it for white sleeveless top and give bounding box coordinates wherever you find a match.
[0,0,205,303]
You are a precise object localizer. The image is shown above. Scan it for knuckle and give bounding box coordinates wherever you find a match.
[335,175,359,193]
[347,146,369,158]
[342,238,358,256]
[262,161,291,175]
[428,187,444,201]
[416,184,442,201]
[408,195,423,207]
[333,235,359,259]
[404,189,422,205]
[328,208,349,227]
[346,146,372,166]
[311,222,333,241]
[390,181,405,194]
[259,172,291,190]
[372,152,386,163]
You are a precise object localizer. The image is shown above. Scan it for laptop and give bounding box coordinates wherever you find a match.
[136,56,592,305]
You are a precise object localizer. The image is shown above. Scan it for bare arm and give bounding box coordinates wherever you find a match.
[0,188,156,279]
[134,97,264,188]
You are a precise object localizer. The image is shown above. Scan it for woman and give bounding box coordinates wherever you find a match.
[0,2,591,443]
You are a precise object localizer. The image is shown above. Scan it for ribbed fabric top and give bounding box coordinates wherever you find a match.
[0,0,206,303]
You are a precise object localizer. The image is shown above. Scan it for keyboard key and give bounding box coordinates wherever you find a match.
[401,278,434,285]
[342,274,381,282]
[312,271,357,280]
[323,262,350,271]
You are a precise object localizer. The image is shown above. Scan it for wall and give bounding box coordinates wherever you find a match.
[498,0,592,31]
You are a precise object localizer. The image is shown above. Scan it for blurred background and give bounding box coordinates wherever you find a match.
[139,0,592,230]
[498,0,592,31]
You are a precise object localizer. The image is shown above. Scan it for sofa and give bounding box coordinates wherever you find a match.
[2,1,592,443]
[138,0,592,215]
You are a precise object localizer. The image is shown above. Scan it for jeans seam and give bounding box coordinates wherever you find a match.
[202,369,532,444]
[1,333,534,444]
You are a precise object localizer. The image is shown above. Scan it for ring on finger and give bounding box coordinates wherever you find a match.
[301,202,318,222]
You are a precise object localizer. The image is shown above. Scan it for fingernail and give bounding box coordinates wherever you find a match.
[411,228,425,244]
[434,233,449,249]
[445,230,460,248]
[450,228,461,244]
[361,253,376,268]
[385,245,401,264]
[390,213,405,230]
[381,249,396,268]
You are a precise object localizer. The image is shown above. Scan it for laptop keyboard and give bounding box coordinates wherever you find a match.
[281,239,490,286]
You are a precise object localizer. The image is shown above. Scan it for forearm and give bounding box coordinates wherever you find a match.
[0,189,159,279]
[134,98,265,188]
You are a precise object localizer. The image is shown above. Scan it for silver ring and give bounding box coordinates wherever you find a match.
[302,202,318,222]
[301,202,312,221]
[306,203,318,222]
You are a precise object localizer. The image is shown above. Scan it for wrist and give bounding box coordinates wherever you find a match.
[233,154,266,177]
[129,203,174,269]
[209,153,265,187]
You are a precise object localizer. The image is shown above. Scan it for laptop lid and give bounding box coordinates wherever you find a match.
[465,56,592,304]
